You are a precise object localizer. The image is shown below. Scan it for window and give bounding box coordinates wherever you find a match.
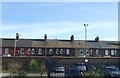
[105,50,109,56]
[60,49,63,55]
[90,49,93,56]
[115,50,117,56]
[80,49,83,55]
[20,48,24,55]
[86,49,89,55]
[96,49,99,55]
[66,49,70,55]
[5,48,9,55]
[111,50,115,55]
[32,48,35,55]
[55,49,59,55]
[27,48,31,54]
[49,49,53,55]
[38,48,43,55]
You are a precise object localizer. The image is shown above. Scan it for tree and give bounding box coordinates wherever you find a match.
[28,59,39,73]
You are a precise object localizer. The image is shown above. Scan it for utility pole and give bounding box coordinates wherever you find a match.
[84,24,88,57]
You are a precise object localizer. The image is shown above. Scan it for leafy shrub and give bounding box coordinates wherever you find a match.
[82,69,104,78]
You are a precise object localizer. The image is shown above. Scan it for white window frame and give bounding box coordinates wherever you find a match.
[115,50,117,56]
[38,48,43,55]
[111,50,115,56]
[105,50,109,56]
[20,48,24,55]
[5,48,9,55]
[66,49,70,55]
[80,49,83,55]
[49,49,53,55]
[32,48,35,55]
[86,49,89,55]
[55,49,59,55]
[90,49,93,55]
[96,49,99,55]
[27,48,31,55]
[60,49,63,55]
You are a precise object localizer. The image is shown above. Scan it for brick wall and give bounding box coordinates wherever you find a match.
[2,56,120,68]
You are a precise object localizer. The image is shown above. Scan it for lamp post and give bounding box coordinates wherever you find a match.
[14,33,19,56]
[84,24,88,57]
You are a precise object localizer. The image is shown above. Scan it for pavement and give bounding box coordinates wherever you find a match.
[1,72,65,77]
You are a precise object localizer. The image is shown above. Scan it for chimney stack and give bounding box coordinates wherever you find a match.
[70,35,74,42]
[95,36,99,42]
[44,34,47,41]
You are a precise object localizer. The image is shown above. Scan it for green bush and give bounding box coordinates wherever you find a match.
[82,69,104,78]
[27,59,39,73]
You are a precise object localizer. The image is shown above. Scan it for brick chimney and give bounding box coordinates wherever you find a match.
[70,35,74,42]
[44,34,47,41]
[95,36,99,42]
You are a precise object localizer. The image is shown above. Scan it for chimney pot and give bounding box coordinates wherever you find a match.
[70,35,74,42]
[44,34,47,41]
[95,36,99,42]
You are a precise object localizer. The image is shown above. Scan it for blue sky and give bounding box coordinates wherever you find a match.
[1,2,118,41]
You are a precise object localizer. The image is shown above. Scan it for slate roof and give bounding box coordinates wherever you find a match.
[0,38,119,49]
[87,41,101,48]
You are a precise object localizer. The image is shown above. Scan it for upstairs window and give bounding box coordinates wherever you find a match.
[27,48,31,55]
[66,49,70,55]
[5,48,9,55]
[105,50,109,56]
[80,49,83,55]
[49,49,53,55]
[32,48,35,55]
[55,49,59,55]
[38,48,43,55]
[86,49,89,55]
[90,49,93,56]
[111,50,115,56]
[115,50,117,56]
[96,49,99,55]
[60,49,63,55]
[20,48,24,55]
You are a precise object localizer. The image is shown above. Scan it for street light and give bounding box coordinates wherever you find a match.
[14,33,19,56]
[84,24,88,57]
